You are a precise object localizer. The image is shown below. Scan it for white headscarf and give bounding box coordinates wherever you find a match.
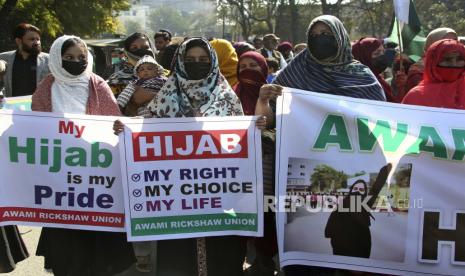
[49,35,94,114]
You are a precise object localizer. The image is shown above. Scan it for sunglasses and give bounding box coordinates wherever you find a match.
[352,187,366,192]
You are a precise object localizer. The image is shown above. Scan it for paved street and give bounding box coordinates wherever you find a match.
[285,206,408,262]
[5,226,153,276]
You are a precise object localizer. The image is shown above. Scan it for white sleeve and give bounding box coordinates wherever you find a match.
[280,54,288,69]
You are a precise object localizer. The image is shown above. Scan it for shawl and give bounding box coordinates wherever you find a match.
[210,39,239,87]
[147,37,243,118]
[273,15,385,101]
[402,39,465,109]
[233,51,268,115]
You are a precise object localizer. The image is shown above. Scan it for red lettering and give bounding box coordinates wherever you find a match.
[59,120,74,135]
[132,130,248,161]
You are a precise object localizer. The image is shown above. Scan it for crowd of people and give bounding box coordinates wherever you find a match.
[1,12,465,275]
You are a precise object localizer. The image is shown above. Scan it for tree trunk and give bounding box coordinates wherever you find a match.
[289,0,299,43]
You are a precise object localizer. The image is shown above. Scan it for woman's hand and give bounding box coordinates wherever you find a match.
[258,84,283,104]
[255,116,267,130]
[113,119,124,135]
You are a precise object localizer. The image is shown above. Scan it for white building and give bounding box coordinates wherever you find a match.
[118,4,151,31]
[287,158,313,188]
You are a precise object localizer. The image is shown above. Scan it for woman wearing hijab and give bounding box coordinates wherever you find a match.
[402,39,465,108]
[256,15,385,128]
[234,51,278,275]
[352,37,398,102]
[32,35,135,276]
[234,51,268,115]
[233,41,256,58]
[325,164,391,258]
[147,37,244,275]
[405,27,458,93]
[210,38,239,87]
[107,32,157,97]
[387,54,414,102]
[277,41,294,63]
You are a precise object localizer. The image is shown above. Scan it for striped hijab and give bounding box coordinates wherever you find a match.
[274,15,385,101]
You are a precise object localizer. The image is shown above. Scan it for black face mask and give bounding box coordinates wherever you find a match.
[62,60,88,76]
[308,34,338,60]
[130,48,154,58]
[184,62,211,80]
[384,48,397,67]
[372,54,389,74]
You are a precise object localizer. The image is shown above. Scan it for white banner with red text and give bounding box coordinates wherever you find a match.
[119,116,263,241]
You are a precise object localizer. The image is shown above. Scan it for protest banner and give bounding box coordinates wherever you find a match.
[3,96,32,111]
[0,110,124,231]
[276,88,465,275]
[119,116,263,241]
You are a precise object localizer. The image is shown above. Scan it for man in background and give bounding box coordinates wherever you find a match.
[0,23,49,97]
[259,34,287,70]
[154,29,172,65]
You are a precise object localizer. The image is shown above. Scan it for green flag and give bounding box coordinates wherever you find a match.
[389,0,425,62]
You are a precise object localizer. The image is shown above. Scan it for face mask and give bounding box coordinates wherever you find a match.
[372,54,389,74]
[384,48,397,67]
[111,57,120,65]
[239,68,266,88]
[130,48,154,58]
[184,62,211,80]
[436,65,465,82]
[62,60,88,76]
[308,34,338,61]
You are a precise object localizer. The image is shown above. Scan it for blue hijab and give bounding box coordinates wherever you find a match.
[274,15,385,101]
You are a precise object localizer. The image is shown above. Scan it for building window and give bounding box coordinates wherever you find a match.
[300,165,305,168]
[300,172,305,176]
[288,172,291,176]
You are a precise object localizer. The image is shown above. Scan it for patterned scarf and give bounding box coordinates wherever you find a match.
[147,38,243,118]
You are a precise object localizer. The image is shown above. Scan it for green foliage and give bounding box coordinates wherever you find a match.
[0,0,130,51]
[394,164,412,188]
[421,1,465,34]
[310,164,348,192]
[124,19,143,35]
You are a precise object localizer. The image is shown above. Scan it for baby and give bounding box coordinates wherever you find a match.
[117,55,167,117]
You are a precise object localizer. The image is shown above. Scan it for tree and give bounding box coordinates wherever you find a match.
[123,19,143,35]
[310,164,348,192]
[0,0,130,51]
[148,6,189,36]
[418,0,465,34]
[394,164,412,188]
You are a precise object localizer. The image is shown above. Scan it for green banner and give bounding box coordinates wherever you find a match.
[131,213,257,236]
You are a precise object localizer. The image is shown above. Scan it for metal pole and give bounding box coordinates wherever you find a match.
[396,18,404,71]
